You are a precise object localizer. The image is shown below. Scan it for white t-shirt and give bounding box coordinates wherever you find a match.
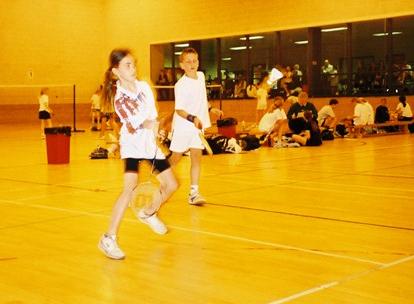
[366,102,374,124]
[38,94,49,112]
[396,102,413,118]
[258,108,287,132]
[317,105,335,125]
[172,71,211,132]
[354,103,372,125]
[114,80,165,160]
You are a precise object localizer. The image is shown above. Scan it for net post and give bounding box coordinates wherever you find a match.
[72,84,84,132]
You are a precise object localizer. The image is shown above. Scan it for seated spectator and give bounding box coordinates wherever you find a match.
[287,91,318,134]
[395,95,413,121]
[318,98,338,130]
[291,110,322,147]
[352,97,373,137]
[258,96,289,148]
[375,97,390,123]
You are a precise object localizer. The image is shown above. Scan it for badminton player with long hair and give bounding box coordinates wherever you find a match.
[168,47,211,205]
[98,48,178,260]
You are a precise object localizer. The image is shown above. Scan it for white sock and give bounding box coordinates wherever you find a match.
[190,185,199,195]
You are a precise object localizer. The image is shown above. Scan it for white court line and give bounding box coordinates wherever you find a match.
[274,183,414,201]
[297,179,414,194]
[268,254,414,304]
[0,198,385,266]
[167,225,385,266]
[2,200,412,303]
[268,281,339,304]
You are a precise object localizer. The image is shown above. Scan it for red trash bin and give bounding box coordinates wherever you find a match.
[218,125,237,138]
[44,127,71,164]
[217,117,238,138]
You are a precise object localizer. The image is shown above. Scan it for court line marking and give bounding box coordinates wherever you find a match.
[206,175,414,201]
[268,254,414,303]
[4,173,413,234]
[0,198,385,266]
[205,202,414,232]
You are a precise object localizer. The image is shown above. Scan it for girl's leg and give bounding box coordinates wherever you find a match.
[168,151,183,167]
[99,172,136,259]
[100,116,107,138]
[142,168,178,216]
[106,172,137,235]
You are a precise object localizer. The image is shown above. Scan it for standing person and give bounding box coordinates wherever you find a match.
[99,78,120,139]
[256,72,270,124]
[168,48,211,205]
[98,49,178,260]
[38,87,52,139]
[90,86,102,131]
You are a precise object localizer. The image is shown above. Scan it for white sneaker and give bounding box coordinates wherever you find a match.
[98,234,125,260]
[273,141,287,148]
[188,192,206,205]
[287,142,301,148]
[138,210,168,235]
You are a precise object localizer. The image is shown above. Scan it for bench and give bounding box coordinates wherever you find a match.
[364,120,412,136]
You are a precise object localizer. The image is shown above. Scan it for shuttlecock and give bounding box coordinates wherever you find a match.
[267,68,283,85]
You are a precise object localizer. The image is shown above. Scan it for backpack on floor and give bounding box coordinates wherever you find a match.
[321,129,334,140]
[238,135,261,151]
[335,124,348,137]
[89,146,108,159]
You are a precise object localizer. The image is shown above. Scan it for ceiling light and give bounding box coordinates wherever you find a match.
[240,36,264,40]
[175,43,189,47]
[322,27,348,32]
[174,51,182,55]
[221,57,232,61]
[229,46,253,50]
[294,40,308,45]
[372,31,403,37]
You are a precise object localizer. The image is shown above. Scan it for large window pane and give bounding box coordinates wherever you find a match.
[352,19,386,95]
[221,35,247,98]
[249,33,274,84]
[280,29,307,96]
[392,16,414,94]
[321,24,348,96]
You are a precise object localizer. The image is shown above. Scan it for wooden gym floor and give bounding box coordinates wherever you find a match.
[1,124,414,304]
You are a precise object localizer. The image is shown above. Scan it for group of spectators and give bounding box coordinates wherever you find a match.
[253,91,413,148]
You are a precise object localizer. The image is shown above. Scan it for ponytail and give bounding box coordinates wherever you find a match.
[101,48,132,110]
[101,68,116,109]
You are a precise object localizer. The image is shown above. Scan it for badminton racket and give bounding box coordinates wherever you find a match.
[130,180,159,218]
[129,137,161,218]
[259,129,273,145]
[198,132,213,155]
